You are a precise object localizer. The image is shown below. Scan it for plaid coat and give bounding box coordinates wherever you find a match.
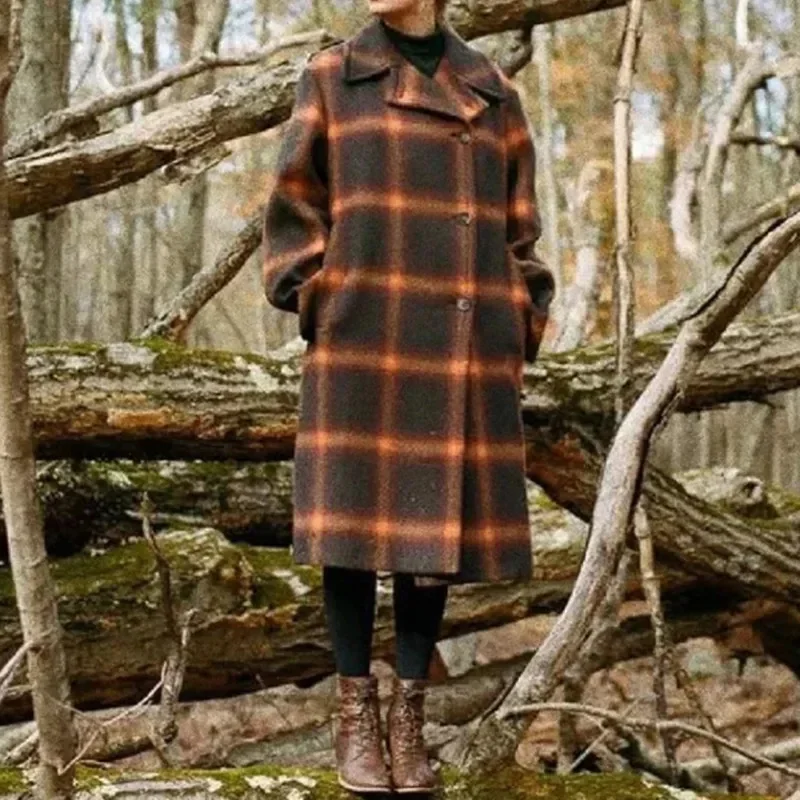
[262,15,555,584]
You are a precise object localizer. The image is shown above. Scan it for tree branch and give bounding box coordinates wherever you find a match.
[460,210,800,772]
[5,29,336,160]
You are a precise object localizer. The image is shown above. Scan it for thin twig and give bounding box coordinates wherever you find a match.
[140,493,196,763]
[670,652,742,792]
[633,503,677,780]
[140,211,262,342]
[569,696,643,773]
[612,0,644,425]
[558,550,633,772]
[0,641,32,706]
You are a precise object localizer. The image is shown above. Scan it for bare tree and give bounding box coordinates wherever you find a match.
[6,0,71,343]
[167,0,231,340]
[0,2,77,796]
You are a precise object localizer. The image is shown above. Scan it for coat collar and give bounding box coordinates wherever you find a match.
[343,15,507,123]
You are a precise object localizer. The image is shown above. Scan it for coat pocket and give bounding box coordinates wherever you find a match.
[297,268,326,343]
[506,254,535,355]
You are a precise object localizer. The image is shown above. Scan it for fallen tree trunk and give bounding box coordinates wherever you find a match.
[0,459,296,558]
[0,763,776,799]
[23,311,800,461]
[4,452,796,564]
[523,421,800,605]
[0,522,795,724]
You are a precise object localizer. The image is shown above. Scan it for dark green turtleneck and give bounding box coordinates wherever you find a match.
[380,18,445,79]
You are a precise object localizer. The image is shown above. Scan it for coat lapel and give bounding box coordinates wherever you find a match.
[343,15,508,124]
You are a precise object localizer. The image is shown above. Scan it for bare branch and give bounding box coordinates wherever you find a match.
[633,504,677,780]
[559,550,633,773]
[499,701,800,781]
[4,1,638,220]
[140,212,262,341]
[0,642,31,707]
[699,49,800,283]
[687,736,800,781]
[730,131,800,153]
[6,29,336,160]
[460,209,800,771]
[612,0,644,424]
[139,494,195,759]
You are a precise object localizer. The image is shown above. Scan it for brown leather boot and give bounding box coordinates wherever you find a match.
[334,675,392,794]
[387,677,440,794]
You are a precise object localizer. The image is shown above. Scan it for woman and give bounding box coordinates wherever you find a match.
[262,0,554,793]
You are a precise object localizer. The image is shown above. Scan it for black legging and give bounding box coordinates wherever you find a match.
[322,566,448,679]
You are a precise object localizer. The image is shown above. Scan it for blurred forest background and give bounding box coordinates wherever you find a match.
[10,0,800,487]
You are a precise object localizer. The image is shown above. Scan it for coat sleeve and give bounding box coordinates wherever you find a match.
[504,85,556,363]
[262,61,331,316]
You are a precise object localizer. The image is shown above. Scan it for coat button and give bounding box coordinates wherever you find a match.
[459,131,472,144]
[456,297,472,311]
[456,211,472,226]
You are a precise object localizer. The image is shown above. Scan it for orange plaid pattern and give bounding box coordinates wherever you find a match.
[263,16,554,583]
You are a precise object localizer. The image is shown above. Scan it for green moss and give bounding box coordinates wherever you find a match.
[531,489,562,512]
[131,335,240,374]
[443,766,777,799]
[0,768,27,794]
[0,535,155,608]
[130,336,291,376]
[763,483,800,517]
[0,529,275,640]
[240,543,323,607]
[444,766,667,799]
[34,340,104,357]
[58,765,779,799]
[73,764,346,799]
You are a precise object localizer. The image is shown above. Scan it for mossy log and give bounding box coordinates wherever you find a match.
[19,327,800,603]
[0,525,792,725]
[0,459,295,559]
[23,312,800,460]
[0,764,779,799]
[5,454,793,560]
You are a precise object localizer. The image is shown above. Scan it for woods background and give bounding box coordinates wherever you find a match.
[11,0,800,485]
[1,0,800,797]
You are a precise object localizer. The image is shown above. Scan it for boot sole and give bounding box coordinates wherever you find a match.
[337,776,392,794]
[394,787,439,794]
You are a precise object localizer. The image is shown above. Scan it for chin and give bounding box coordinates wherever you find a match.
[368,0,416,12]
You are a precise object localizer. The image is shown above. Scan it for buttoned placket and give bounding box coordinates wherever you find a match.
[442,116,477,575]
[381,46,488,575]
[453,124,476,316]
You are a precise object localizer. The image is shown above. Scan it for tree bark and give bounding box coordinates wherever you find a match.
[0,459,296,558]
[133,0,161,331]
[168,0,230,327]
[0,4,77,794]
[105,0,137,342]
[552,162,606,352]
[6,0,71,343]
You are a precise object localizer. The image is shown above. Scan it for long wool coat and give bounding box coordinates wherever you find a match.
[262,15,555,584]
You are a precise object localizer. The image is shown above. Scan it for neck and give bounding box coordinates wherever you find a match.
[378,9,437,36]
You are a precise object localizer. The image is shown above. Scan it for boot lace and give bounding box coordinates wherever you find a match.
[393,691,426,759]
[342,686,383,762]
